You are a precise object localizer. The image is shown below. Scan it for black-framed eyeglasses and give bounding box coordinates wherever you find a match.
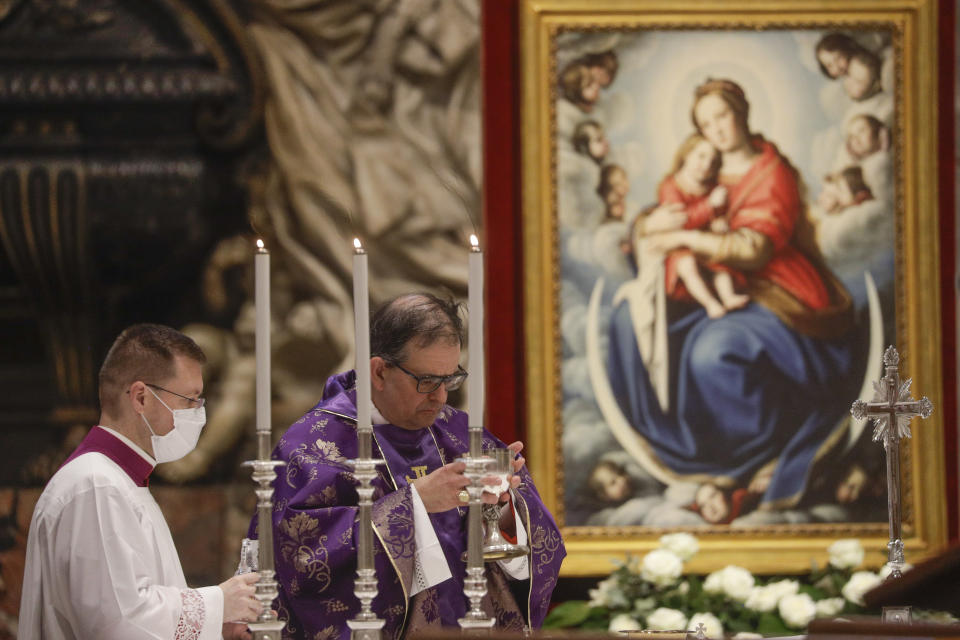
[145,383,205,408]
[390,363,468,394]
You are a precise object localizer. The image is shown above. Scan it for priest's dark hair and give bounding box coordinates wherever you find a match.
[98,323,206,415]
[371,292,465,365]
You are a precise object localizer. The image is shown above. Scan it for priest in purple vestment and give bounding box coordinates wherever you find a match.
[252,293,565,639]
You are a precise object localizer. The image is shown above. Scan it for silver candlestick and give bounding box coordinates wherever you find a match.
[243,458,286,640]
[346,441,386,640]
[458,427,495,629]
[348,240,385,640]
[248,240,285,639]
[850,345,933,584]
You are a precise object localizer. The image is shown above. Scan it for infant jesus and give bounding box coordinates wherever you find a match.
[655,134,749,318]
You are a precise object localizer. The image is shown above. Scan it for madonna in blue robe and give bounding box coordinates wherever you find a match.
[609,302,864,509]
[607,78,866,511]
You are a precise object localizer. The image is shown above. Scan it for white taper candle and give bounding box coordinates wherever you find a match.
[468,234,483,428]
[255,239,271,458]
[353,238,372,457]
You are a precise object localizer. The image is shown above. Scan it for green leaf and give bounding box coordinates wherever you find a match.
[543,601,597,628]
[813,574,838,596]
[582,616,612,631]
[831,573,847,592]
[723,617,755,633]
[687,575,704,590]
[587,606,612,621]
[799,584,826,600]
[756,612,792,636]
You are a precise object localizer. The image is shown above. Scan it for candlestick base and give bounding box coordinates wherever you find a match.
[348,617,387,640]
[247,619,286,640]
[457,617,497,630]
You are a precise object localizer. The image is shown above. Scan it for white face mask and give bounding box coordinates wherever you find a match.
[141,387,206,463]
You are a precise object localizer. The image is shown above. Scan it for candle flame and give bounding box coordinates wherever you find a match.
[256,238,264,250]
[469,234,479,248]
[353,237,362,250]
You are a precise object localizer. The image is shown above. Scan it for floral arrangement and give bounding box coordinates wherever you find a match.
[544,534,955,637]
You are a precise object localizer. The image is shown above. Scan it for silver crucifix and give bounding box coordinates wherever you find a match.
[850,345,933,580]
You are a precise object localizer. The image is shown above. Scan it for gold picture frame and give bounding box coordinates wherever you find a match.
[520,0,947,576]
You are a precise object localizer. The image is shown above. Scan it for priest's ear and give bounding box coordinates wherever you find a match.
[125,380,149,414]
[370,357,388,391]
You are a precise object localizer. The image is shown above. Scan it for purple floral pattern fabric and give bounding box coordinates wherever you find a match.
[251,371,565,639]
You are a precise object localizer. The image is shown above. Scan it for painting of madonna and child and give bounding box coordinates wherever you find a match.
[556,29,898,528]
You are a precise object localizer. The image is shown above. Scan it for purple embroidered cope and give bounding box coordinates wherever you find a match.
[249,370,565,639]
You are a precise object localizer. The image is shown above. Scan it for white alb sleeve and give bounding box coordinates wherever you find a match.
[50,486,214,639]
[409,483,453,595]
[194,585,224,640]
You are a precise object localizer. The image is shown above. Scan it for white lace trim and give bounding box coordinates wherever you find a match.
[413,554,431,593]
[176,588,205,640]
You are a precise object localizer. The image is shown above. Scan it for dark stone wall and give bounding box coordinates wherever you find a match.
[0,1,264,634]
[0,0,263,486]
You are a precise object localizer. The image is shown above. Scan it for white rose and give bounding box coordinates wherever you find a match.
[659,533,699,561]
[588,575,628,609]
[722,566,755,602]
[767,579,799,599]
[744,585,779,612]
[815,597,845,617]
[745,580,800,612]
[779,593,817,629]
[646,607,688,631]
[878,563,913,580]
[704,565,754,602]
[640,549,684,588]
[609,613,642,632]
[688,612,723,638]
[828,539,865,569]
[703,571,723,594]
[842,571,882,605]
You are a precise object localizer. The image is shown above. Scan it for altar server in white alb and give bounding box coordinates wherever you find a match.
[19,323,262,640]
